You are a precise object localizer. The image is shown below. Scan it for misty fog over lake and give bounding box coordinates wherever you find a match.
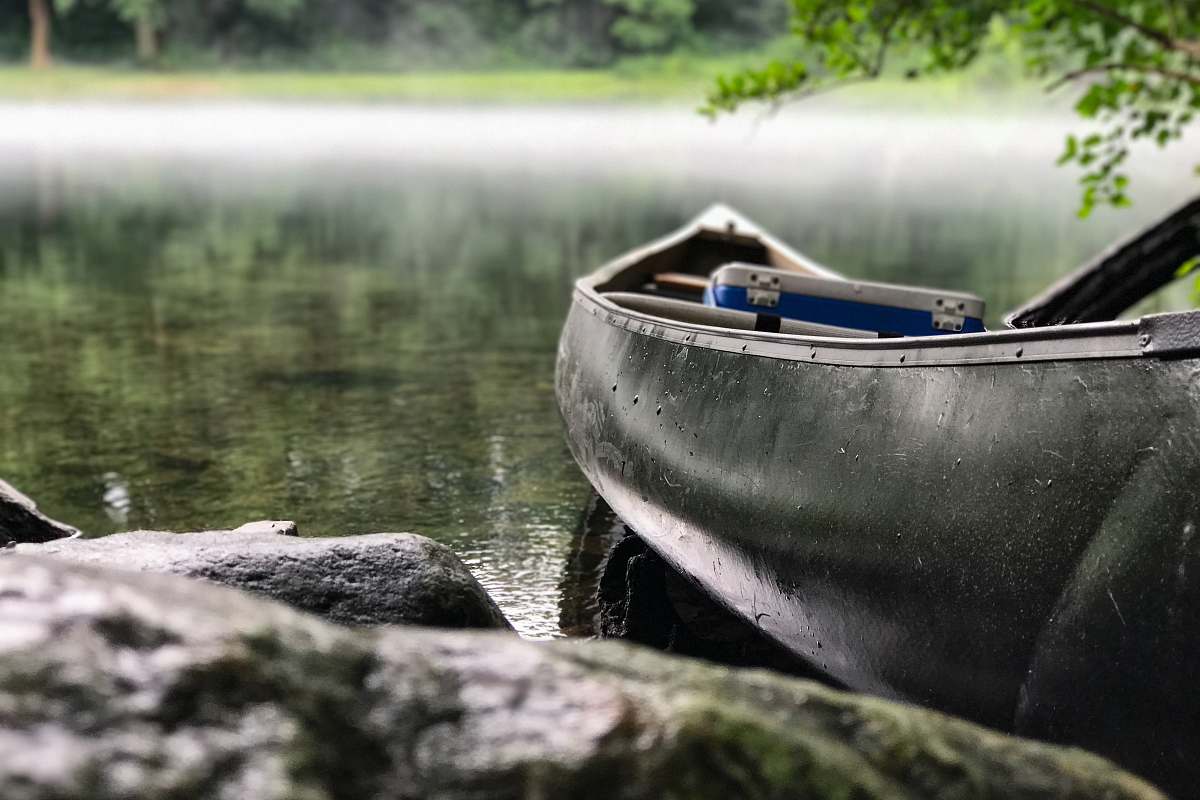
[0,102,1194,635]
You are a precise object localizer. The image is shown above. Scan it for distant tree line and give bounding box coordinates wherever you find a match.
[0,0,789,68]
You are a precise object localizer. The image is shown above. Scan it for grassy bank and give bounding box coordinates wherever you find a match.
[0,62,725,103]
[0,60,1052,109]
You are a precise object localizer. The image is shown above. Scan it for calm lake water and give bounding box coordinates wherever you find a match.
[0,103,1193,636]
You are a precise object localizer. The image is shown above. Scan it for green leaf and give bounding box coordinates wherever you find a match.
[1175,256,1200,279]
[1058,134,1078,165]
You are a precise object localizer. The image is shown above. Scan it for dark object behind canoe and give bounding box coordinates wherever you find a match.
[555,200,1200,796]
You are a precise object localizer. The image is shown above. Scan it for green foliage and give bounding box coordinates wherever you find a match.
[44,0,305,65]
[2,0,792,68]
[605,0,695,52]
[246,0,305,19]
[53,0,145,24]
[1178,254,1200,304]
[54,0,301,22]
[705,1,1200,215]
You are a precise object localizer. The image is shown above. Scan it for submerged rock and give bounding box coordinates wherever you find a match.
[0,479,80,545]
[13,528,508,630]
[0,555,1165,800]
[232,519,299,537]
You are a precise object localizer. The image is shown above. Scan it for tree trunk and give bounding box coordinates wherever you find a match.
[135,14,158,63]
[1006,195,1200,328]
[28,0,51,69]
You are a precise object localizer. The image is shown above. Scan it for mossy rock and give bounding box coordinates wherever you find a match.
[0,555,1166,800]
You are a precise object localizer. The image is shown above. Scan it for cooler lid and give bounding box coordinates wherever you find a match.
[710,263,985,320]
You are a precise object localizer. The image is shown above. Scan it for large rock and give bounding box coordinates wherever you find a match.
[0,555,1164,800]
[12,527,509,630]
[0,479,80,545]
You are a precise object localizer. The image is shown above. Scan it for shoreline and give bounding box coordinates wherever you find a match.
[0,64,1055,111]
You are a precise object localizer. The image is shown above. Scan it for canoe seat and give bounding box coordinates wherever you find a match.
[653,272,710,292]
[605,292,876,338]
[641,272,710,301]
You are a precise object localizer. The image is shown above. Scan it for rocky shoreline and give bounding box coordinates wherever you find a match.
[0,481,1170,799]
[0,478,81,544]
[13,525,510,630]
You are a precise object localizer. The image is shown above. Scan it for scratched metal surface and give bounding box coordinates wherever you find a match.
[556,296,1200,794]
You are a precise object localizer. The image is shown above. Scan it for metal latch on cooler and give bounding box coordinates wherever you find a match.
[746,271,781,309]
[932,297,966,332]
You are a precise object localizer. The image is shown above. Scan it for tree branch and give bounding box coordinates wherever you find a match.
[778,74,878,104]
[1068,0,1200,58]
[870,2,909,76]
[1069,0,1174,47]
[1046,61,1200,91]
[1165,0,1181,39]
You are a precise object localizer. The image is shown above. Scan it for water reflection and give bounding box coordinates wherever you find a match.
[101,472,131,525]
[0,103,1193,636]
[558,493,630,637]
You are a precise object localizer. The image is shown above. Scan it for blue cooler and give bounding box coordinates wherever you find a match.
[704,263,985,337]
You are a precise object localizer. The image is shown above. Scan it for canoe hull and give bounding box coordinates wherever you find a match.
[556,291,1200,792]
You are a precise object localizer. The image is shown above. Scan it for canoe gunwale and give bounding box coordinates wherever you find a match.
[577,202,1200,367]
[575,285,1182,367]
